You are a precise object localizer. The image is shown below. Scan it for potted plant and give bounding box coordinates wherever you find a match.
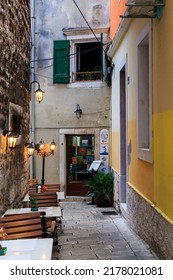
[0,227,7,255]
[30,197,38,211]
[87,171,114,207]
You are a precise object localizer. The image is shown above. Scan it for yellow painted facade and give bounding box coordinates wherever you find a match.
[153,110,173,220]
[128,120,154,201]
[109,0,173,222]
[111,131,119,172]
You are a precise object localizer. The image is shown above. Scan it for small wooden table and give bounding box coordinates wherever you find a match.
[0,238,53,260]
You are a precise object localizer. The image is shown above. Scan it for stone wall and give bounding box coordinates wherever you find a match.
[0,0,30,214]
[112,170,120,213]
[113,169,173,259]
[125,184,173,259]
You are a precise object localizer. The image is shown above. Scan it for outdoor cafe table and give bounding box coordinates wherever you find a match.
[4,206,62,218]
[0,238,53,260]
[23,192,65,202]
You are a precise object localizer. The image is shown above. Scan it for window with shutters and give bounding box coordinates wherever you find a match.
[53,28,108,85]
[53,40,70,84]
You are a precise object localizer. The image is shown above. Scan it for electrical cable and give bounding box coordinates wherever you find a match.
[30,0,112,70]
[72,0,107,56]
[30,42,111,64]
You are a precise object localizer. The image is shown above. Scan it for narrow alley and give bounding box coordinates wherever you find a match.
[52,200,158,260]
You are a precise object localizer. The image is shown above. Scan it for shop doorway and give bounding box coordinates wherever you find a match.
[66,135,95,196]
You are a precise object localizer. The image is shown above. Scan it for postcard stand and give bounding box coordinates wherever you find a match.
[88,160,102,174]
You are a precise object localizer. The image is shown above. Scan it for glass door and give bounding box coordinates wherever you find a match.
[66,135,95,196]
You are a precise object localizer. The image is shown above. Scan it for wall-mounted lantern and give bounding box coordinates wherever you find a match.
[8,132,18,150]
[2,128,18,150]
[74,104,82,119]
[25,142,35,156]
[30,80,44,103]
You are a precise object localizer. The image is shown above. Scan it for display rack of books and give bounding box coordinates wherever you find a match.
[70,135,95,181]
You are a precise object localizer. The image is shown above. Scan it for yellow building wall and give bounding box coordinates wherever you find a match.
[152,0,173,220]
[111,0,173,221]
[111,18,154,202]
[111,131,119,172]
[153,110,173,219]
[128,120,154,201]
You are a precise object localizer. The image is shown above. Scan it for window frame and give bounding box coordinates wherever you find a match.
[63,29,108,88]
[136,22,152,163]
[71,38,102,82]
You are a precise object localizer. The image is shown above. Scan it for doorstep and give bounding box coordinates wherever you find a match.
[64,196,92,202]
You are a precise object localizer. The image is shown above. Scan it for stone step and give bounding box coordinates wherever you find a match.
[64,196,92,202]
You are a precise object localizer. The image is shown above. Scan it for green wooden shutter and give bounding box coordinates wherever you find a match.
[53,40,70,83]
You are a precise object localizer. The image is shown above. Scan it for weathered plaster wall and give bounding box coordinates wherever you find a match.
[33,0,111,184]
[35,0,110,68]
[0,0,30,214]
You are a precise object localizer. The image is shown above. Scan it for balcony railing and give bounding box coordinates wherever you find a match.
[72,71,102,82]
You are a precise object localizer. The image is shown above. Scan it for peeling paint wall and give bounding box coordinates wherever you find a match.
[33,0,111,185]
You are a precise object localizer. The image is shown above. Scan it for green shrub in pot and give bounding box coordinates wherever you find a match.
[87,171,114,207]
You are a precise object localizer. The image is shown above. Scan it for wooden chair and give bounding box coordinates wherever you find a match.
[29,192,62,245]
[29,184,61,193]
[43,184,61,192]
[29,192,59,207]
[0,212,43,240]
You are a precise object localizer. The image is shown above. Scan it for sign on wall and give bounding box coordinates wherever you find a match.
[99,129,109,173]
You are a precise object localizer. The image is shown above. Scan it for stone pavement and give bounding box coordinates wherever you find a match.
[52,199,158,260]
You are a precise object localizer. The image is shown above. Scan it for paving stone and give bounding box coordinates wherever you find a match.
[52,200,158,260]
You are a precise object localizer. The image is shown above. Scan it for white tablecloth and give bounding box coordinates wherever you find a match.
[0,238,53,260]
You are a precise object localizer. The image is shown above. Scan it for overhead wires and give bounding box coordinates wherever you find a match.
[31,0,111,78]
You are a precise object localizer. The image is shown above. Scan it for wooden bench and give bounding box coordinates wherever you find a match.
[43,184,61,192]
[29,192,59,207]
[29,184,61,193]
[0,212,43,240]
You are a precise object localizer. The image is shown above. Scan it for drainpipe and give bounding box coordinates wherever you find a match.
[30,0,36,178]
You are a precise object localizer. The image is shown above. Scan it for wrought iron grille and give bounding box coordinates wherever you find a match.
[72,71,102,82]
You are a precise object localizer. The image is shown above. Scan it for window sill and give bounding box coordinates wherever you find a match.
[67,81,107,89]
[138,148,153,163]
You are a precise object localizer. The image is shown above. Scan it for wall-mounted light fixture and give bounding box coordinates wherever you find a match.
[2,128,18,150]
[74,104,82,119]
[25,142,35,156]
[30,80,44,103]
[8,132,18,150]
[2,128,12,136]
[26,139,57,184]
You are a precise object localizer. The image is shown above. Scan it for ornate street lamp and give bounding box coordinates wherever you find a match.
[26,139,57,184]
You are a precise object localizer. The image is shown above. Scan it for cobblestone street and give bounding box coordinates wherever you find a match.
[52,200,158,260]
